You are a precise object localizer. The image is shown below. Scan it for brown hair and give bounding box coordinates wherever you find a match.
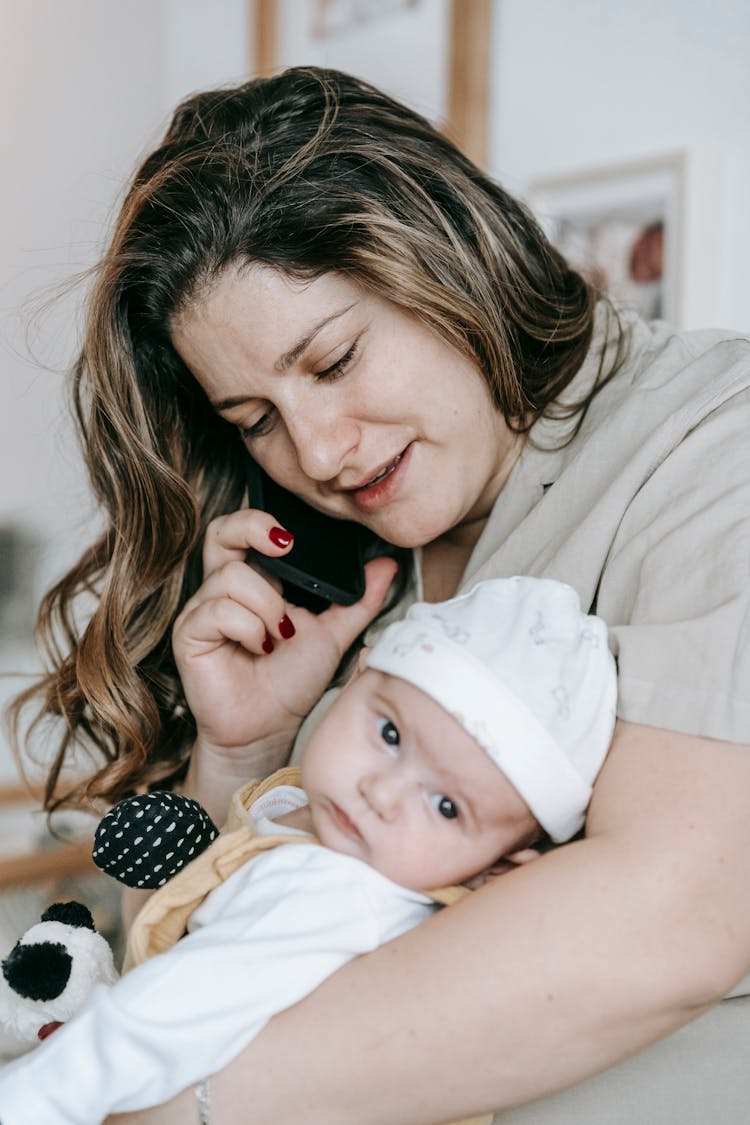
[8,67,621,812]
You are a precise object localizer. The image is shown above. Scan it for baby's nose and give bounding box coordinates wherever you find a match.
[360,771,407,821]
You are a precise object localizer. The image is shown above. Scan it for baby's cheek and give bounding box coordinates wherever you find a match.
[382,837,439,889]
[308,808,331,845]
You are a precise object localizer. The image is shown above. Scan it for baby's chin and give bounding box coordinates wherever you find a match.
[307,808,465,888]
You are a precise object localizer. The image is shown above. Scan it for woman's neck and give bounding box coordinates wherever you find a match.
[421,538,474,602]
[421,430,525,602]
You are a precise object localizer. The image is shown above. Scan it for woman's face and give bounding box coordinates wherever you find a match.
[171,266,518,548]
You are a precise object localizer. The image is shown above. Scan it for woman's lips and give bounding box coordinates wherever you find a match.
[349,444,412,512]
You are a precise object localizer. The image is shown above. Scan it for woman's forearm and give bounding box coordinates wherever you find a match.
[111,722,750,1123]
[181,731,295,826]
[202,848,712,1124]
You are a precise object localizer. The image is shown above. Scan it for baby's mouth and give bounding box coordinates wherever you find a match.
[330,802,363,839]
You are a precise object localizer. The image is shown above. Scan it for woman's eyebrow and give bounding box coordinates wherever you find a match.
[212,302,358,411]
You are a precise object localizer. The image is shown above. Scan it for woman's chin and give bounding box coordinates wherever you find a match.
[366,514,445,550]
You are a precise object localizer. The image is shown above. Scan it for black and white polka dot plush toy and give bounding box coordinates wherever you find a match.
[0,902,119,1043]
[93,791,219,889]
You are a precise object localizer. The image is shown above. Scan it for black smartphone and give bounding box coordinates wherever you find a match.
[246,458,369,612]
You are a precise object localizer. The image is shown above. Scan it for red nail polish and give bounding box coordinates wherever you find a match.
[262,633,274,654]
[269,526,294,548]
[279,614,296,639]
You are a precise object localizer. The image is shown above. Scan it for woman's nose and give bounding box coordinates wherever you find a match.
[287,407,360,483]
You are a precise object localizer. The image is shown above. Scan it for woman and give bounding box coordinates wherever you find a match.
[13,68,750,1123]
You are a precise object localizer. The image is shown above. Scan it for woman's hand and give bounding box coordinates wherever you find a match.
[173,507,397,767]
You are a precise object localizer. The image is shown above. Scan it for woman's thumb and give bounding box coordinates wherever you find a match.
[322,557,400,655]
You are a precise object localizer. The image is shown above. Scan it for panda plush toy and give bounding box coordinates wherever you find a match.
[0,901,119,1042]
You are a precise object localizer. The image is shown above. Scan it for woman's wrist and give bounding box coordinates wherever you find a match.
[182,731,297,826]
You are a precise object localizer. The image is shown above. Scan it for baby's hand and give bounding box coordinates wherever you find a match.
[463,847,542,890]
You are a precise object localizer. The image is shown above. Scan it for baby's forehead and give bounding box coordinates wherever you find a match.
[355,666,440,714]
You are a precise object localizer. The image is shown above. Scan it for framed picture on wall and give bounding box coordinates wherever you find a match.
[529,152,721,328]
[252,0,492,166]
[530,155,683,323]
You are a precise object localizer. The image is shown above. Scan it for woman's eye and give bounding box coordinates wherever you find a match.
[430,795,459,820]
[377,718,400,748]
[314,340,358,382]
[240,408,276,441]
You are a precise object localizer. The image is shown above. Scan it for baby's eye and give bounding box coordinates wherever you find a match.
[430,795,459,820]
[378,718,400,748]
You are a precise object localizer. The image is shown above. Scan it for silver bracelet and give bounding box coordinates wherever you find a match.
[195,1078,211,1124]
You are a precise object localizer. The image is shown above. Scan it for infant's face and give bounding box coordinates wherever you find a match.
[301,669,539,889]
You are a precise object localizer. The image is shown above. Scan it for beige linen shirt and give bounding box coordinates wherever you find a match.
[463,303,750,743]
[291,304,750,1123]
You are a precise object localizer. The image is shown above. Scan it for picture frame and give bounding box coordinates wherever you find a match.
[251,0,492,167]
[529,153,721,329]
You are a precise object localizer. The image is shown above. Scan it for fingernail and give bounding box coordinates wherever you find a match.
[279,614,296,639]
[269,527,294,548]
[262,632,274,654]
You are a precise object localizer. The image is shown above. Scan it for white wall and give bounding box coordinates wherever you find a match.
[0,0,248,778]
[162,0,249,112]
[0,1,164,563]
[0,0,249,559]
[489,0,750,331]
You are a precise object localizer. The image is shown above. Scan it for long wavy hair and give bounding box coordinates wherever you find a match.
[8,67,622,812]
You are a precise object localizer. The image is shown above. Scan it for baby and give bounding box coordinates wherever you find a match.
[0,577,616,1124]
[298,573,616,884]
